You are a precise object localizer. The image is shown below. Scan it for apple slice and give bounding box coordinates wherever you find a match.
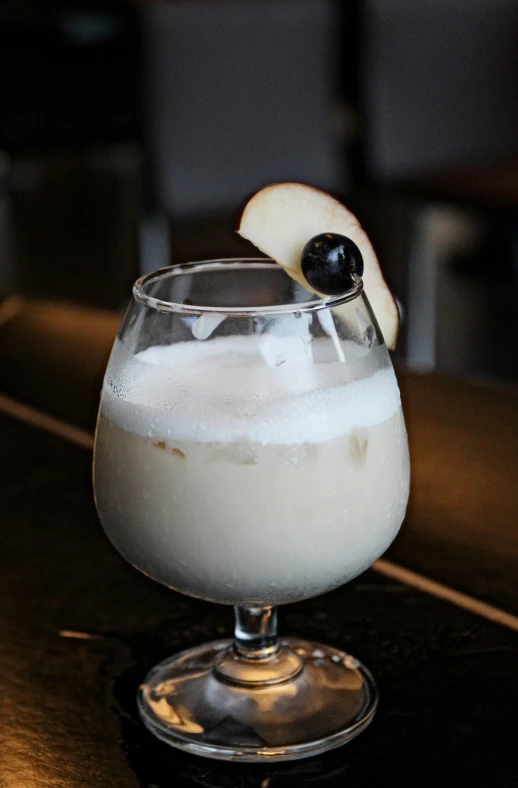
[236,182,399,350]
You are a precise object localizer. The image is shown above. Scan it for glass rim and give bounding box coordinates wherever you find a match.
[133,259,363,316]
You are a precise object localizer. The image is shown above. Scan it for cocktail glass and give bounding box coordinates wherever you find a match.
[93,259,410,761]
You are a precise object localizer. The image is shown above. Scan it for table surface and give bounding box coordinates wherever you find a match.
[414,155,518,208]
[1,382,517,787]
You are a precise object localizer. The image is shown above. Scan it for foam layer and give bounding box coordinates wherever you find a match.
[101,335,401,444]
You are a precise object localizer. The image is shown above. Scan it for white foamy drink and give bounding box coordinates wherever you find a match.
[94,335,410,605]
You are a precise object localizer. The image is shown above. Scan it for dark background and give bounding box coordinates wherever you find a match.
[0,0,517,384]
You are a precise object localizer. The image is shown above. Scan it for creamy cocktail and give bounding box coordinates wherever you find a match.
[94,334,409,605]
[93,180,411,761]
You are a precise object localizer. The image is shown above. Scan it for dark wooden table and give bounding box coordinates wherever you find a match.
[1,373,517,786]
[1,294,517,785]
[415,155,518,209]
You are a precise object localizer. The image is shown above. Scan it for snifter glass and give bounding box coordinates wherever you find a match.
[93,259,410,761]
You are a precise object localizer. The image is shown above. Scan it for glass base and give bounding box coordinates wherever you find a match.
[138,637,378,762]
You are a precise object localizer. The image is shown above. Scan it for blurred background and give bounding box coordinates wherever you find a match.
[0,0,518,427]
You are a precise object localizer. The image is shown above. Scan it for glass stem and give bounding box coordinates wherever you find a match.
[233,606,280,660]
[214,605,302,686]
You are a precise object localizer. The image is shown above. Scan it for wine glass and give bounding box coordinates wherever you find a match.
[93,259,410,762]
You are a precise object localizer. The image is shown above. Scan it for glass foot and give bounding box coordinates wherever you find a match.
[138,637,378,762]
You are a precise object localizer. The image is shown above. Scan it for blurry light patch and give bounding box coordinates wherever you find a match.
[59,629,104,640]
[60,11,121,46]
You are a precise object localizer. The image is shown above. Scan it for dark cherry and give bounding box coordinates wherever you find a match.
[301,233,364,295]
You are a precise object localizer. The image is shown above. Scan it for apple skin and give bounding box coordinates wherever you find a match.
[236,182,399,350]
[235,189,259,231]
